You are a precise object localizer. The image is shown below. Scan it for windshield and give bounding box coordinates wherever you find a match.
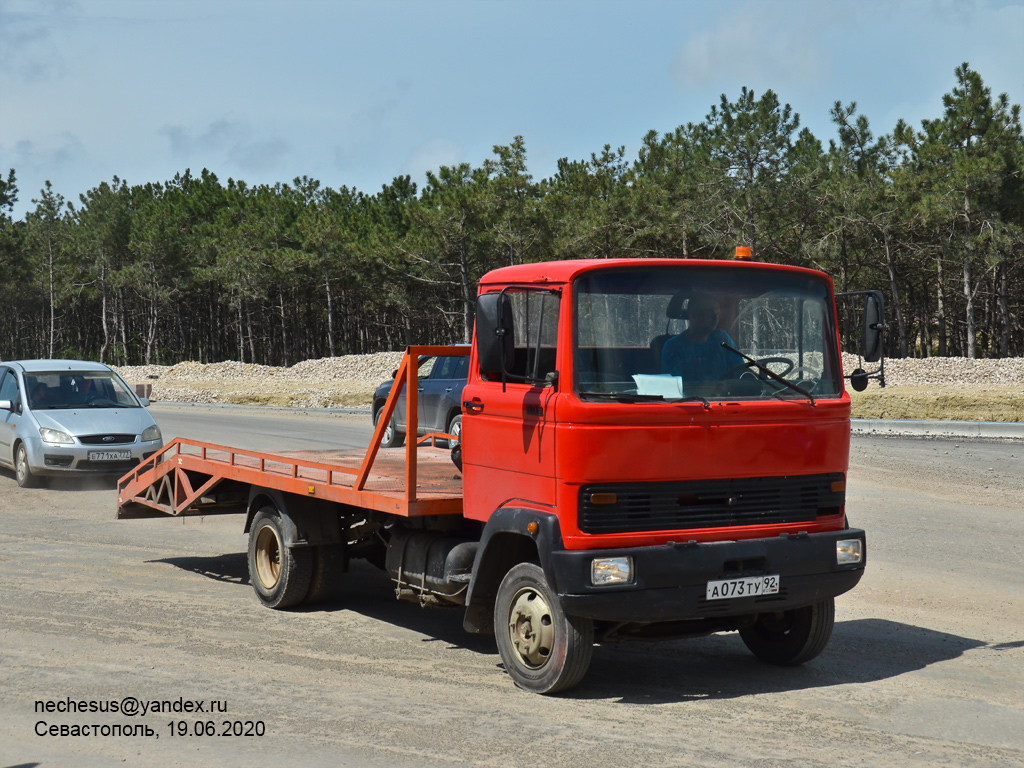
[26,371,141,410]
[574,266,841,402]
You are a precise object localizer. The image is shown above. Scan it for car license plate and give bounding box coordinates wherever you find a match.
[706,575,780,600]
[88,450,131,461]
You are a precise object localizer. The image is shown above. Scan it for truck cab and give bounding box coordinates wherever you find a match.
[459,259,868,692]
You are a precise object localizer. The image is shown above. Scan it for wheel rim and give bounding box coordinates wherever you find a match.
[450,420,461,446]
[382,420,394,445]
[254,525,282,589]
[507,587,555,669]
[16,447,27,482]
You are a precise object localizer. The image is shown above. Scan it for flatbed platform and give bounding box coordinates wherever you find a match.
[117,345,469,522]
[117,438,464,520]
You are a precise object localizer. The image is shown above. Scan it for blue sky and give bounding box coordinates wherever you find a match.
[2,0,1022,219]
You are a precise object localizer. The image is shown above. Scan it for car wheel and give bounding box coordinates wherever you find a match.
[374,407,405,449]
[447,414,462,448]
[15,443,41,489]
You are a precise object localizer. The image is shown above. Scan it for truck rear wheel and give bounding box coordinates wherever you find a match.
[739,598,835,666]
[247,507,312,609]
[304,543,347,605]
[494,563,594,694]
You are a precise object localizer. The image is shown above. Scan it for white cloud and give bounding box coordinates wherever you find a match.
[0,0,81,81]
[671,1,837,98]
[159,119,289,174]
[400,138,463,183]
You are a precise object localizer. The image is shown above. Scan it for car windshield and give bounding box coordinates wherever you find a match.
[574,266,842,402]
[26,371,140,410]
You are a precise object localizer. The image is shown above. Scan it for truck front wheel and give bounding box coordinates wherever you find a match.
[248,507,312,609]
[739,598,835,666]
[494,563,594,694]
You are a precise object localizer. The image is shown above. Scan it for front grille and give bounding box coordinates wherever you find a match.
[78,433,137,445]
[75,459,139,472]
[578,473,844,534]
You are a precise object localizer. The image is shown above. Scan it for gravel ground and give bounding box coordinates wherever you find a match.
[114,351,1024,418]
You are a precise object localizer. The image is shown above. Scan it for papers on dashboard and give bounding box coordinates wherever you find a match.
[631,374,683,398]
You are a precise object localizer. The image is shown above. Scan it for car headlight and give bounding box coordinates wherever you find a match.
[141,424,162,442]
[39,427,74,445]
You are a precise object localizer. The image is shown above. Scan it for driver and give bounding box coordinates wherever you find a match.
[73,377,97,404]
[661,294,741,383]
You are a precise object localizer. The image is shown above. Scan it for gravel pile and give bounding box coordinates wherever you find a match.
[115,352,405,408]
[841,353,1024,388]
[113,351,1023,407]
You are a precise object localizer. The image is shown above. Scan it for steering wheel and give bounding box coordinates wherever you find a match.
[739,356,795,378]
[789,366,821,380]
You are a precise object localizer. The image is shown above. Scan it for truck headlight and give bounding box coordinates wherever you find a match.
[39,427,74,445]
[141,424,162,442]
[591,556,633,586]
[836,539,863,565]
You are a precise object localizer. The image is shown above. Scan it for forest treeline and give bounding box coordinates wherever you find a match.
[1,64,1021,366]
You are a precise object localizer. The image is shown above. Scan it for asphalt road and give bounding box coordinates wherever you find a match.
[1,405,1022,767]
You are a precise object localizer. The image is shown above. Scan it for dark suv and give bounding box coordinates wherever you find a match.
[371,351,469,448]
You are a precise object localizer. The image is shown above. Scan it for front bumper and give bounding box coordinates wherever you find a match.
[25,436,163,477]
[549,529,865,623]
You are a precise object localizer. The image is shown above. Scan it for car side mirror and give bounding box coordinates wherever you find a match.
[0,399,12,411]
[476,292,514,375]
[863,291,884,363]
[139,397,151,407]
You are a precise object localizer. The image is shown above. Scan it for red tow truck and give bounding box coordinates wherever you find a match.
[118,257,883,694]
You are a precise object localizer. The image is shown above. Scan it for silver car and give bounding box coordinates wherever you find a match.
[0,359,163,487]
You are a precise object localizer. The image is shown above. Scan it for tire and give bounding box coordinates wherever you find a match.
[374,407,405,449]
[304,543,347,605]
[739,598,835,666]
[247,507,313,609]
[15,443,41,489]
[446,414,462,448]
[494,562,594,694]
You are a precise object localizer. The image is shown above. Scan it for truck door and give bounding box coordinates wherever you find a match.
[462,289,561,522]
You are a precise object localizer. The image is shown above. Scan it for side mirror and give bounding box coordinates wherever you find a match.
[139,397,151,407]
[0,399,12,411]
[476,292,514,375]
[863,291,884,363]
[849,368,869,392]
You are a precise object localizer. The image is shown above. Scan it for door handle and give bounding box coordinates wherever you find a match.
[445,387,453,393]
[463,400,484,413]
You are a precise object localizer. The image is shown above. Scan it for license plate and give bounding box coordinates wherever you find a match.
[706,575,780,600]
[88,450,131,461]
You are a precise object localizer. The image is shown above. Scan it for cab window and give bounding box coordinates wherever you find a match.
[0,370,20,406]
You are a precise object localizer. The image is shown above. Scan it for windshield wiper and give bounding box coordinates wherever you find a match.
[720,342,816,406]
[582,392,711,408]
[582,392,665,403]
